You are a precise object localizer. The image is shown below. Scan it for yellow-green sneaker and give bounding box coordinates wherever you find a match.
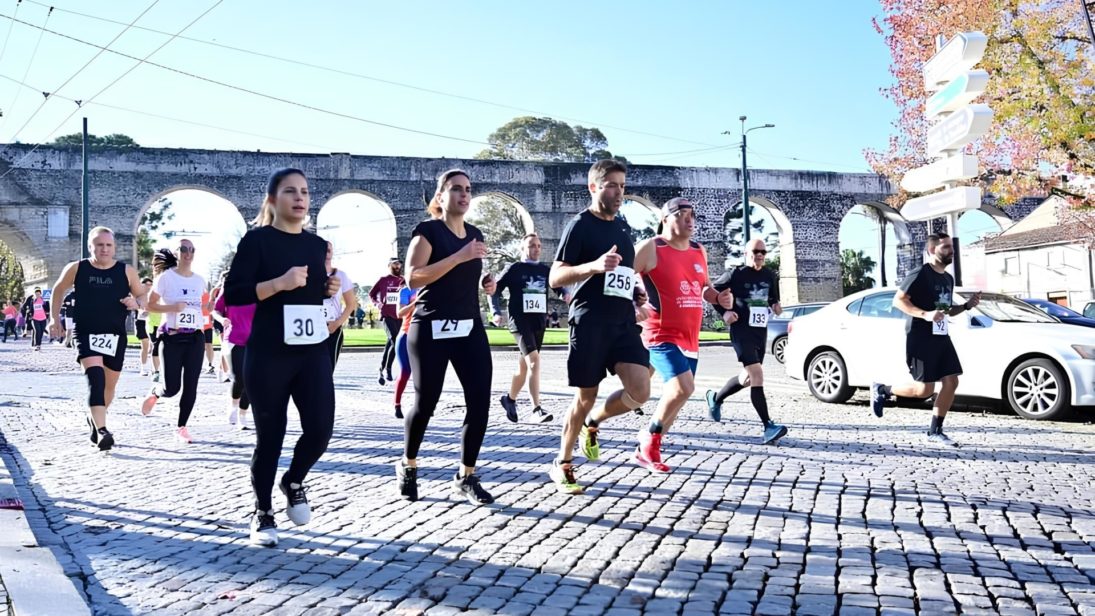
[549,461,584,495]
[579,425,600,461]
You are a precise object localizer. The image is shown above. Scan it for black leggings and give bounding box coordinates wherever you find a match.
[245,344,334,511]
[405,319,492,467]
[151,330,162,358]
[325,327,343,371]
[230,344,250,410]
[2,319,15,342]
[380,317,400,375]
[156,331,205,427]
[32,319,47,347]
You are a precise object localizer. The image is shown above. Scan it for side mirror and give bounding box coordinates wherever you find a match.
[969,315,990,328]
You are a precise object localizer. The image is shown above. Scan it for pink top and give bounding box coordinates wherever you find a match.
[32,298,46,321]
[3,306,16,319]
[214,294,255,346]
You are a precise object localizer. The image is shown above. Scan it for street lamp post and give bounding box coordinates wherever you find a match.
[728,116,774,252]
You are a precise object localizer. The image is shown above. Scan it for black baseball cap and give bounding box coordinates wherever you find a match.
[656,197,694,233]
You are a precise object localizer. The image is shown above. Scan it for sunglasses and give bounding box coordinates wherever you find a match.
[177,246,195,254]
[752,249,767,255]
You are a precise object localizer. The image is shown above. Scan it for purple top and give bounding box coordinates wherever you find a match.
[214,294,255,346]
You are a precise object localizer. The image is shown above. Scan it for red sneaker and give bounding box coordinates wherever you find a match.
[634,432,670,473]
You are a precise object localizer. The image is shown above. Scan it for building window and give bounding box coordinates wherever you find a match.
[1004,256,1019,275]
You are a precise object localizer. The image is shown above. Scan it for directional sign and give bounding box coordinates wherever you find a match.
[923,32,988,92]
[926,70,989,118]
[901,155,979,193]
[926,104,993,156]
[902,186,981,221]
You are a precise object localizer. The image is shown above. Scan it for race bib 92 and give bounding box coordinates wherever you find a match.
[933,317,949,336]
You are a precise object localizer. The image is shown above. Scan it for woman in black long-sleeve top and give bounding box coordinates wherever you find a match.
[224,168,341,548]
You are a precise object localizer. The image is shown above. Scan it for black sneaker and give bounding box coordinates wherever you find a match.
[870,383,889,418]
[500,395,518,423]
[531,406,553,423]
[97,428,115,452]
[279,480,311,526]
[378,373,386,386]
[385,372,394,383]
[249,509,277,547]
[394,404,403,419]
[86,416,99,445]
[396,462,418,501]
[453,473,494,505]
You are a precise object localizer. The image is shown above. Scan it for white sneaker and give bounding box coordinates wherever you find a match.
[279,480,311,526]
[139,367,149,377]
[227,404,239,426]
[249,510,278,547]
[238,410,251,430]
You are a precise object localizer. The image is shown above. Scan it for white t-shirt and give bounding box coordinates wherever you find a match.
[154,269,207,331]
[322,269,354,322]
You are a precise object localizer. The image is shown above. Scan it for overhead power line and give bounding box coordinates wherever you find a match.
[6,0,162,144]
[0,71,339,152]
[20,0,722,149]
[746,148,875,173]
[0,11,490,148]
[0,0,20,79]
[0,1,223,180]
[0,4,52,135]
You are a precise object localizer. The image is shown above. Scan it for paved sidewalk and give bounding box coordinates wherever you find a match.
[0,341,1093,615]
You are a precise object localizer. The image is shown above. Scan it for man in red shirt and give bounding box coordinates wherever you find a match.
[369,258,406,384]
[632,198,732,472]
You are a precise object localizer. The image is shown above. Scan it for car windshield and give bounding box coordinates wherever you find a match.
[1036,302,1081,319]
[966,293,1057,323]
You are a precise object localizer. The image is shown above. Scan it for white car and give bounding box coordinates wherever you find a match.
[784,287,1095,420]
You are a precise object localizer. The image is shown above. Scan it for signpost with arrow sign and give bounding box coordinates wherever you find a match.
[900,31,993,285]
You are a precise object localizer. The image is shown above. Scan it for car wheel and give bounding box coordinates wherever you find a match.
[806,350,854,404]
[1006,358,1071,420]
[773,336,788,364]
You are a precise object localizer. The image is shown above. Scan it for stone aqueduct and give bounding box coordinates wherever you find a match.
[0,144,1027,302]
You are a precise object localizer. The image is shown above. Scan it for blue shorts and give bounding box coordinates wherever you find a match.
[648,343,698,382]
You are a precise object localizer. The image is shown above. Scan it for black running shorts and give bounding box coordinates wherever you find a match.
[135,319,148,340]
[906,334,963,383]
[75,331,128,372]
[203,328,214,344]
[567,320,649,388]
[511,317,546,356]
[730,324,766,367]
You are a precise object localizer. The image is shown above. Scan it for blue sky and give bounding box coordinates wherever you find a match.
[0,1,1005,284]
[0,0,894,170]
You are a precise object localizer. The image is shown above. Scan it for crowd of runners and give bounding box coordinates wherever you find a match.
[39,160,975,547]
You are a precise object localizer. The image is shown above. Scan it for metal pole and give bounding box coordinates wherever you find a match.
[740,116,750,248]
[81,117,89,259]
[947,212,963,285]
[1081,0,1095,49]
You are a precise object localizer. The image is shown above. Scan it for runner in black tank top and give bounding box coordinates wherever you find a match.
[49,227,145,452]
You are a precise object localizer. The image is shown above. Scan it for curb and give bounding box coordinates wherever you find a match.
[0,443,91,616]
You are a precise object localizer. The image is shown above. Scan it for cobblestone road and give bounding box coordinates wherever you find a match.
[0,339,1093,615]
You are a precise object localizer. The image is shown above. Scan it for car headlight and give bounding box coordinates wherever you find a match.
[1071,344,1095,359]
